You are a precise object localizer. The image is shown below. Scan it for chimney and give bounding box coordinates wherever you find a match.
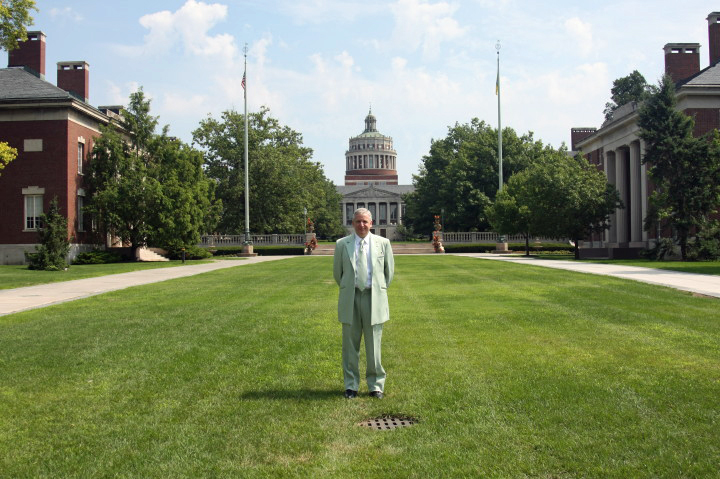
[664,43,701,83]
[571,127,596,151]
[8,31,46,79]
[709,12,720,65]
[57,61,90,102]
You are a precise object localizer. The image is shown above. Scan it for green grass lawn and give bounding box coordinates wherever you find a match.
[0,260,213,290]
[1,256,718,477]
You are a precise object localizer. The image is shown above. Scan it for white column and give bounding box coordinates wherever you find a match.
[606,151,617,244]
[629,141,642,244]
[640,142,649,243]
[615,148,628,244]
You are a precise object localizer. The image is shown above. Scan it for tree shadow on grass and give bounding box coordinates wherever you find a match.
[241,388,341,401]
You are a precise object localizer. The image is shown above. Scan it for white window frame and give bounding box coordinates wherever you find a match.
[77,137,86,175]
[24,194,44,231]
[77,189,86,232]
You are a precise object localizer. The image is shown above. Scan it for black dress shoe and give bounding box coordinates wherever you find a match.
[369,391,384,399]
[344,389,358,399]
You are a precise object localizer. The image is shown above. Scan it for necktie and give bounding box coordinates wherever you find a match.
[356,239,368,290]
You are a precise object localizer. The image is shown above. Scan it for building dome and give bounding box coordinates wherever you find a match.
[344,110,398,186]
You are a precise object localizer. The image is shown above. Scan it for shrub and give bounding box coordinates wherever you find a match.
[73,249,123,265]
[443,243,574,254]
[641,238,677,260]
[211,245,304,256]
[26,198,71,271]
[166,245,213,260]
[687,225,720,261]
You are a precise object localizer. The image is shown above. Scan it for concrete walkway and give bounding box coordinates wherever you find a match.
[456,253,720,299]
[0,256,293,316]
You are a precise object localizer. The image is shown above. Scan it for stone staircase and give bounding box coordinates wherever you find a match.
[135,247,170,262]
[312,242,435,256]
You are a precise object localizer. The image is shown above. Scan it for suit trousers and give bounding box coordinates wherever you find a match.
[342,288,385,392]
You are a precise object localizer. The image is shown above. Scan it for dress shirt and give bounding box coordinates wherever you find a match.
[355,234,372,289]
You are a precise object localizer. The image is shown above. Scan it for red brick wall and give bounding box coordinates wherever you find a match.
[345,168,397,176]
[57,63,89,101]
[8,32,45,77]
[571,128,596,151]
[684,108,720,136]
[665,49,700,83]
[66,121,96,243]
[709,15,720,65]
[0,116,97,245]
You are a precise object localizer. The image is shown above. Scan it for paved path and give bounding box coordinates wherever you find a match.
[456,253,720,299]
[0,256,293,316]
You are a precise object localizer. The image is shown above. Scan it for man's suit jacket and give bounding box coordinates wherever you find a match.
[333,233,394,326]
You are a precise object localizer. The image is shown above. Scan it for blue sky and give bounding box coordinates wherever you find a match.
[17,1,716,184]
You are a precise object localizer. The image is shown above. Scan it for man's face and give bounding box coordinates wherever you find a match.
[352,213,372,238]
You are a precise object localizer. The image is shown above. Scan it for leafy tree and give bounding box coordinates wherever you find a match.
[87,88,220,252]
[486,151,621,259]
[0,141,17,175]
[0,0,36,51]
[485,180,533,255]
[603,70,651,122]
[638,75,720,260]
[404,118,552,234]
[26,197,70,270]
[192,106,343,238]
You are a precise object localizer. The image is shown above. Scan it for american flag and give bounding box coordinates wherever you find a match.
[241,72,246,90]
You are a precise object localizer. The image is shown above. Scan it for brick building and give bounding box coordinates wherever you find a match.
[571,12,720,258]
[0,32,122,264]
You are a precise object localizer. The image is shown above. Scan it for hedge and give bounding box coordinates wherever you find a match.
[211,245,305,256]
[443,243,574,254]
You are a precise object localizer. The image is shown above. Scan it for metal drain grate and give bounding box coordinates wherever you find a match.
[358,416,417,430]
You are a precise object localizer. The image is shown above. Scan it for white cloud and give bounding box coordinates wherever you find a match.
[116,0,237,64]
[388,0,467,59]
[49,7,84,22]
[279,0,381,24]
[564,17,593,57]
[161,92,209,115]
[504,62,610,146]
[104,81,142,105]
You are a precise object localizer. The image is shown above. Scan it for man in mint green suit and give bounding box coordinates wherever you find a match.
[333,208,394,399]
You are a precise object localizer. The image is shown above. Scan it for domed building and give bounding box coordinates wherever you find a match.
[337,110,414,239]
[344,109,398,185]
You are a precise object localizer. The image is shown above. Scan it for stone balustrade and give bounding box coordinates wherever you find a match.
[200,234,306,247]
[441,232,564,244]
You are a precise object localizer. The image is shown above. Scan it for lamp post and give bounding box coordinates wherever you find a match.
[304,207,307,235]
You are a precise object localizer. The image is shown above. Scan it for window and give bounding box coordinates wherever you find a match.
[390,203,398,225]
[379,203,387,225]
[25,195,43,230]
[368,202,376,221]
[77,142,85,174]
[77,193,85,232]
[346,204,354,225]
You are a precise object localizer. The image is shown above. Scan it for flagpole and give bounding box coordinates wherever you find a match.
[495,40,507,250]
[243,43,252,249]
[496,40,502,192]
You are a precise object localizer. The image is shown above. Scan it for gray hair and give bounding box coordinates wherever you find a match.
[353,207,372,220]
